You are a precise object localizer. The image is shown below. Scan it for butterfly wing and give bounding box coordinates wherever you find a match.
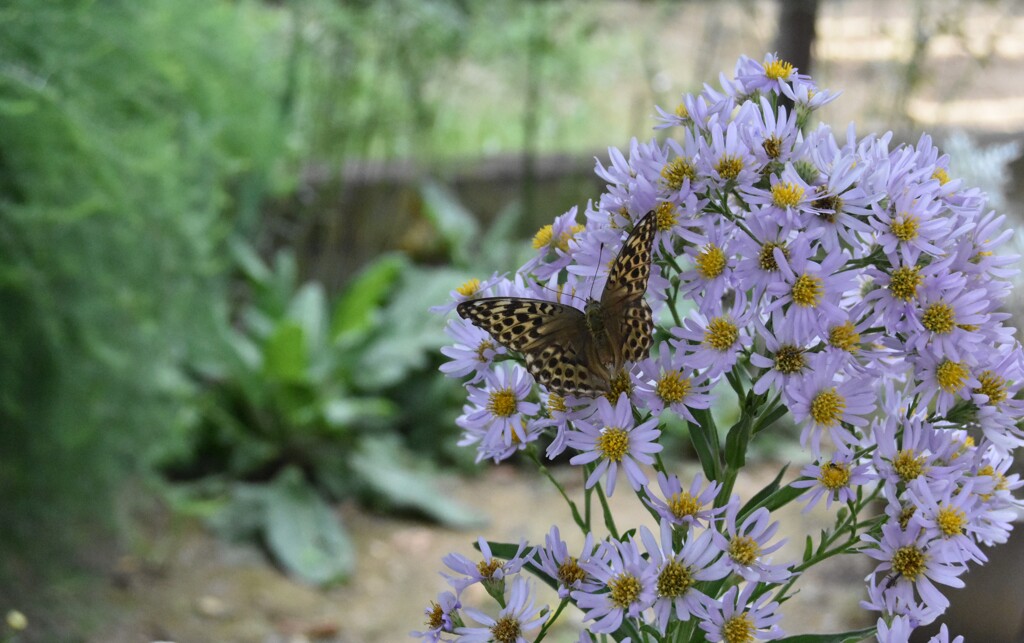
[456,297,606,397]
[600,211,657,368]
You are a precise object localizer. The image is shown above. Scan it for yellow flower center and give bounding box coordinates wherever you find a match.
[898,505,916,530]
[604,369,633,404]
[657,370,691,404]
[608,573,642,608]
[762,135,782,159]
[657,560,694,599]
[475,340,496,363]
[597,427,630,463]
[704,316,739,351]
[655,202,679,230]
[893,449,926,482]
[426,601,445,630]
[715,154,744,181]
[763,58,795,80]
[828,321,861,353]
[818,462,851,490]
[922,302,956,334]
[771,181,805,208]
[810,388,846,426]
[662,157,696,190]
[729,535,761,566]
[758,241,789,272]
[975,370,1008,404]
[936,505,967,537]
[889,266,922,302]
[487,389,518,417]
[773,344,806,374]
[668,491,702,520]
[491,616,522,643]
[532,223,583,251]
[457,278,481,297]
[696,243,727,279]
[932,167,950,185]
[558,556,586,587]
[675,103,689,119]
[935,360,969,393]
[890,214,920,242]
[477,557,504,579]
[723,613,756,643]
[891,545,926,581]
[791,274,823,307]
[547,393,567,414]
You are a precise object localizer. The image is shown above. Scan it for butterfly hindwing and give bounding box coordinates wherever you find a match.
[524,343,606,398]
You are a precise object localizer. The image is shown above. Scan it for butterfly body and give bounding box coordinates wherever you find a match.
[457,212,657,398]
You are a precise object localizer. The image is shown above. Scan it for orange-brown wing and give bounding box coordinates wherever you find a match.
[456,297,608,397]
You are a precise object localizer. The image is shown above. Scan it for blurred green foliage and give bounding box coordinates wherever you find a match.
[0,0,290,569]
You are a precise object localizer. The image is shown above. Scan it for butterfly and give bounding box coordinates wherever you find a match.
[457,211,657,398]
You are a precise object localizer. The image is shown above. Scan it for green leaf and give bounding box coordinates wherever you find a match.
[773,627,876,643]
[264,467,354,586]
[263,320,308,383]
[746,482,805,517]
[287,282,327,352]
[419,179,479,265]
[331,253,408,340]
[229,236,271,286]
[350,436,482,528]
[322,397,396,430]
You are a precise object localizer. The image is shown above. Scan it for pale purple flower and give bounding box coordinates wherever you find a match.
[442,538,533,592]
[568,393,662,496]
[455,576,547,643]
[573,536,657,634]
[439,318,507,383]
[699,583,784,643]
[645,470,725,528]
[534,526,598,599]
[786,353,876,456]
[639,521,730,633]
[411,591,461,642]
[792,451,873,512]
[765,237,856,343]
[633,342,715,422]
[711,504,791,583]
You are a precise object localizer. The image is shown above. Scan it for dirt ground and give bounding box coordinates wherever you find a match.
[93,462,870,643]
[60,1,1024,641]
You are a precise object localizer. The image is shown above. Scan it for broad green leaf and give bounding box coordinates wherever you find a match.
[288,282,327,352]
[264,467,354,586]
[331,253,408,340]
[229,236,271,285]
[350,436,481,528]
[263,320,308,383]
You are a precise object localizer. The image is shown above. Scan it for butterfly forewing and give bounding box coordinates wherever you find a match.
[455,210,657,398]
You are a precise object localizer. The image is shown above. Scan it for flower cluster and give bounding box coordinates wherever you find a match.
[424,53,1024,641]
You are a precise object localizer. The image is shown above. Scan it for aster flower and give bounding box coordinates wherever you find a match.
[749,316,810,397]
[738,95,802,166]
[905,477,986,565]
[567,393,662,496]
[678,219,736,315]
[735,52,810,97]
[699,582,784,643]
[442,538,534,593]
[786,353,876,456]
[430,272,505,314]
[698,119,760,192]
[861,522,966,622]
[792,451,873,512]
[672,292,754,380]
[534,526,598,599]
[439,318,507,384]
[520,207,585,280]
[411,591,462,642]
[456,575,548,643]
[633,342,715,422]
[644,471,725,528]
[639,521,730,633]
[906,277,990,362]
[457,365,541,460]
[875,614,915,643]
[573,535,657,634]
[711,504,791,583]
[765,237,856,343]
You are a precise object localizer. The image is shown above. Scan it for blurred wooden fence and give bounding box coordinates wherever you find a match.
[264,153,606,292]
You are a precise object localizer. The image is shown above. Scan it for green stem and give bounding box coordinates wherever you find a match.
[528,449,586,531]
